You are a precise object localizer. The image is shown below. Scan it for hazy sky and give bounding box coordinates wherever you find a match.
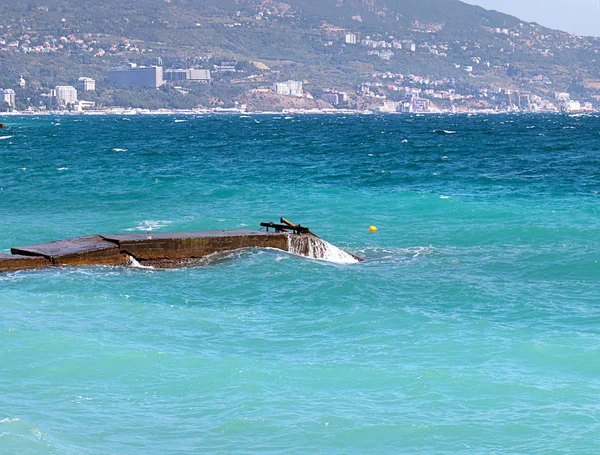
[462,0,600,37]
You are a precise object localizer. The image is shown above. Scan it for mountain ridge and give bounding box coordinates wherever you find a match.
[1,0,599,110]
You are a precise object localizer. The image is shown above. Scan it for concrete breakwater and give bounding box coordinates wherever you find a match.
[1,229,358,273]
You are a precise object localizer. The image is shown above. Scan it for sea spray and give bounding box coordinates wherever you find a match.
[126,255,154,269]
[286,234,359,264]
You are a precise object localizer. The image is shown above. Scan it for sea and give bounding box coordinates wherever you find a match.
[1,113,599,454]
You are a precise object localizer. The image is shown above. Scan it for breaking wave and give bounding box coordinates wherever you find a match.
[286,234,359,264]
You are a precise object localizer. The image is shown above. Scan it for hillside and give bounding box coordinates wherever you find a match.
[1,0,599,110]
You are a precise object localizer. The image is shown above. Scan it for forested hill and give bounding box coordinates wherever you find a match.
[0,0,524,47]
[1,0,599,109]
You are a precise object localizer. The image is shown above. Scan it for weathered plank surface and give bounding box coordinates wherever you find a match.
[0,253,50,272]
[11,235,127,266]
[102,230,289,262]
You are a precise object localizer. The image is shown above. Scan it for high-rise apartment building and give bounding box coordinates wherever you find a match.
[54,86,78,106]
[108,65,164,88]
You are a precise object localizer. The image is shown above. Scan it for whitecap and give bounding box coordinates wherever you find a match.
[57,167,69,171]
[0,135,13,140]
[440,195,451,199]
[174,119,187,123]
[125,220,172,232]
[0,418,20,424]
[352,245,434,262]
[112,148,128,152]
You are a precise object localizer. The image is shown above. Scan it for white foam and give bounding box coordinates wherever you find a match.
[0,418,20,424]
[0,135,13,140]
[127,255,153,269]
[286,235,359,264]
[126,220,172,232]
[112,148,128,152]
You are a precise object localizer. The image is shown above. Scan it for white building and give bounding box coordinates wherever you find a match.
[1,89,16,107]
[345,33,359,44]
[164,69,211,84]
[565,100,581,112]
[273,80,303,97]
[78,77,96,91]
[55,86,78,107]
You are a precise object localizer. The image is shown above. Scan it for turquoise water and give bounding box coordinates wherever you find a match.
[1,114,599,454]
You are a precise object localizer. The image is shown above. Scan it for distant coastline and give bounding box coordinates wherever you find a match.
[2,107,597,117]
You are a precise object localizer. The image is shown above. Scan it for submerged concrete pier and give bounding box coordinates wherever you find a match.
[1,220,361,273]
[102,230,288,267]
[0,253,50,272]
[11,235,128,267]
[1,230,290,273]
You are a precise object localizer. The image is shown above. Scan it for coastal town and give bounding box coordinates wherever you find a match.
[1,1,600,114]
[1,61,594,115]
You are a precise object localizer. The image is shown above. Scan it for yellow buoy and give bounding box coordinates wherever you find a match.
[369,225,377,233]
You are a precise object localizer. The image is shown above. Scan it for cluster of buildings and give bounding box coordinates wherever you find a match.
[49,82,95,110]
[346,69,597,113]
[273,80,303,97]
[51,77,99,109]
[379,98,432,113]
[554,92,593,112]
[1,64,214,111]
[0,28,153,58]
[345,33,417,61]
[106,64,211,88]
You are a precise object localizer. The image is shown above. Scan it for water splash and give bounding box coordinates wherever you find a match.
[126,255,154,269]
[286,234,359,264]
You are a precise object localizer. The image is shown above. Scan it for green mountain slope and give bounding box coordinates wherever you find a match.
[1,0,599,109]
